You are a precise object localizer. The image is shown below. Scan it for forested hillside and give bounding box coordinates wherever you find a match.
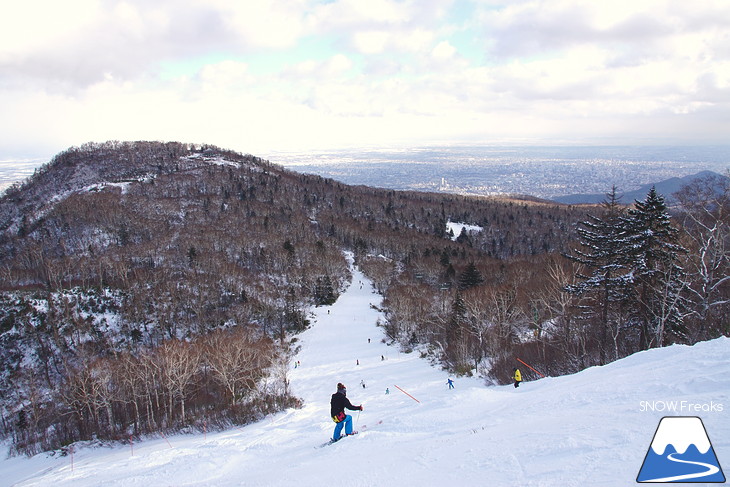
[0,141,727,456]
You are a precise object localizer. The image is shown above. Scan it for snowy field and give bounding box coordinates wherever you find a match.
[4,260,729,486]
[446,220,483,240]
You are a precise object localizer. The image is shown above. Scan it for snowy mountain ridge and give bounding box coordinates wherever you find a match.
[5,258,728,487]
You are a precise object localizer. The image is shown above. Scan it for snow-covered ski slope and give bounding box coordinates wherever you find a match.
[5,259,729,486]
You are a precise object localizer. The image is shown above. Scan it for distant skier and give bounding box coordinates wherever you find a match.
[513,368,522,388]
[330,383,363,441]
[360,380,366,389]
[447,378,454,389]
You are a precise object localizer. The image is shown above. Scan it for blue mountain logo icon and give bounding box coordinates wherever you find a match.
[637,416,725,483]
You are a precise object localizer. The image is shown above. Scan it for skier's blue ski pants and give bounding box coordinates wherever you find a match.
[333,414,353,439]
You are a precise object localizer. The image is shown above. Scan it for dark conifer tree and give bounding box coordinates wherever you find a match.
[458,262,485,290]
[314,276,336,306]
[445,290,469,369]
[444,263,456,284]
[566,186,632,363]
[455,227,472,246]
[621,187,688,349]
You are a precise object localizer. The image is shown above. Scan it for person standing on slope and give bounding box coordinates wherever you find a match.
[513,368,522,388]
[330,383,363,441]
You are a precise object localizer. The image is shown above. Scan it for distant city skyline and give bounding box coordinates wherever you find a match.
[2,1,730,161]
[2,144,729,197]
[272,145,730,199]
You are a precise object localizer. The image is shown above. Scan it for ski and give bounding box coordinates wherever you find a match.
[317,432,358,448]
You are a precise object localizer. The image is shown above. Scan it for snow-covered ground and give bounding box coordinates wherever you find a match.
[4,260,729,486]
[446,221,483,240]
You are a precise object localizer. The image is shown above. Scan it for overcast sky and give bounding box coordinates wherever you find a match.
[2,0,729,159]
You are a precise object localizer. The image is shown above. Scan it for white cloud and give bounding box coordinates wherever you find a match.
[326,54,355,76]
[282,54,354,84]
[198,60,253,95]
[2,0,730,158]
[352,31,392,54]
[396,28,436,53]
[432,41,457,60]
[0,0,100,57]
[210,0,308,49]
[309,0,412,29]
[479,0,729,60]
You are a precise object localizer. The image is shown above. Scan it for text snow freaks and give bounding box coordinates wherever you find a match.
[639,401,724,413]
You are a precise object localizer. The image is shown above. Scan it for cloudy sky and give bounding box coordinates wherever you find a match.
[2,0,729,158]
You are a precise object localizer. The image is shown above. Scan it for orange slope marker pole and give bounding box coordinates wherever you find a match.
[516,357,545,378]
[393,384,420,403]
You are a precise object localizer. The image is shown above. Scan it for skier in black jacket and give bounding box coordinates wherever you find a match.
[330,383,363,441]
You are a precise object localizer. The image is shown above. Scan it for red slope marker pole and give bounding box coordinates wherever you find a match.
[516,357,545,378]
[393,384,420,403]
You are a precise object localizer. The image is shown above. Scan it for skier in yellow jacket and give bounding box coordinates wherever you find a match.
[513,367,522,388]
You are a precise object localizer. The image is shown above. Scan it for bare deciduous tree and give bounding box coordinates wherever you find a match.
[205,328,272,406]
[675,173,730,340]
[156,340,202,423]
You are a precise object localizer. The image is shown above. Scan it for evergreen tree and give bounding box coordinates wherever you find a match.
[450,290,467,327]
[314,276,336,306]
[566,187,632,363]
[621,187,688,348]
[444,263,456,284]
[458,262,485,290]
[455,227,472,246]
[446,290,469,371]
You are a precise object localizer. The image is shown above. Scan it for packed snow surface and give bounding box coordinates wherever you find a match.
[4,260,729,486]
[446,221,482,240]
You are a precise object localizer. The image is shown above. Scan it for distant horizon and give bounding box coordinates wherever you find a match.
[5,140,730,164]
[3,142,727,199]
